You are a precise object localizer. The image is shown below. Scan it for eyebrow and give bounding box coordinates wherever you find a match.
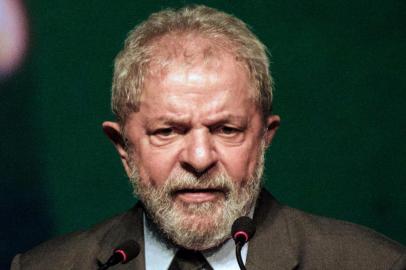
[143,115,190,130]
[144,113,248,129]
[205,113,248,124]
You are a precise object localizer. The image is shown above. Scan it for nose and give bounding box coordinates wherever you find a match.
[179,128,217,176]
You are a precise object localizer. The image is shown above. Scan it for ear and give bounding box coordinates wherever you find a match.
[264,115,280,147]
[102,121,132,176]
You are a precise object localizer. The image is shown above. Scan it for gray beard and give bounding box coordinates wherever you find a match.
[128,143,265,251]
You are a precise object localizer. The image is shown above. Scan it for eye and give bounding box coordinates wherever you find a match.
[149,126,183,146]
[220,126,237,134]
[214,125,241,136]
[153,127,175,137]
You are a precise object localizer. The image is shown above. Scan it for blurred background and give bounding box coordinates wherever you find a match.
[1,0,405,268]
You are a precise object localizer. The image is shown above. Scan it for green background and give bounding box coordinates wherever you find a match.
[1,0,405,268]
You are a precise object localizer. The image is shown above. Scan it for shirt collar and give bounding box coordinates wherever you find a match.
[143,208,253,270]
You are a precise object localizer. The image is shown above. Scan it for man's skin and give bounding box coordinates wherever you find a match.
[102,34,280,234]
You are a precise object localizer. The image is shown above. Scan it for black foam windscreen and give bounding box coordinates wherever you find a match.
[231,216,256,242]
[114,239,140,263]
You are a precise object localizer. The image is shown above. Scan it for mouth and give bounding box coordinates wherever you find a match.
[172,188,226,204]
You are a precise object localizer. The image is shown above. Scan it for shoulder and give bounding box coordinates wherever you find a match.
[11,206,141,270]
[11,230,89,270]
[280,205,406,269]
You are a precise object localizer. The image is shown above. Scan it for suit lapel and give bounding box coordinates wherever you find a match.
[246,190,299,270]
[91,190,298,270]
[96,202,146,270]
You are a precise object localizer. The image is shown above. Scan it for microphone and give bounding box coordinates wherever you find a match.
[97,240,140,270]
[231,216,256,270]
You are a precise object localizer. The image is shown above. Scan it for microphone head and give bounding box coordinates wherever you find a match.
[113,239,140,264]
[231,216,256,244]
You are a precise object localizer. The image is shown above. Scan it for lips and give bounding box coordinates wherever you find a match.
[172,188,226,203]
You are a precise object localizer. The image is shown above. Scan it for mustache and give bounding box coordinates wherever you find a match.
[163,170,233,195]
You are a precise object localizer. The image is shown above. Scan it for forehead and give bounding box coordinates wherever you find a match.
[137,39,258,120]
[143,49,250,99]
[146,32,251,84]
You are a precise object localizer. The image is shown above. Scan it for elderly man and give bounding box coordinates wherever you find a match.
[11,5,406,270]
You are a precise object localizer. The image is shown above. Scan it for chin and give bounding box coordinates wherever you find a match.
[179,203,221,227]
[163,202,231,250]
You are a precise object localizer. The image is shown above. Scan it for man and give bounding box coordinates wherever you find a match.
[11,5,406,270]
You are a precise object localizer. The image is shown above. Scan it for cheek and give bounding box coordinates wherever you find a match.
[135,142,180,187]
[217,143,260,183]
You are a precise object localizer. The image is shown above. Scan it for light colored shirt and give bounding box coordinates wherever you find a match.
[143,212,251,270]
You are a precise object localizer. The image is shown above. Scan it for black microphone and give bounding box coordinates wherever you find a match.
[97,240,140,270]
[231,216,256,270]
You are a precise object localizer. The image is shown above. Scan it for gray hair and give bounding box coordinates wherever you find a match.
[112,5,273,124]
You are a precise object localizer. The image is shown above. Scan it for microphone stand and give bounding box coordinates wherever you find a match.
[97,255,120,270]
[235,241,247,270]
[97,263,110,270]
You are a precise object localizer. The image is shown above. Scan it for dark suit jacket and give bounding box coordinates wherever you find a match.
[11,190,406,269]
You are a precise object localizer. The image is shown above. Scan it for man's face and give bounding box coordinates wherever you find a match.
[104,44,279,250]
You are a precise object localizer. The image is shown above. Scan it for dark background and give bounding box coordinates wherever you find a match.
[1,0,405,268]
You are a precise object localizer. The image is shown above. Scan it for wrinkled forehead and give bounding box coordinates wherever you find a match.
[146,32,251,83]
